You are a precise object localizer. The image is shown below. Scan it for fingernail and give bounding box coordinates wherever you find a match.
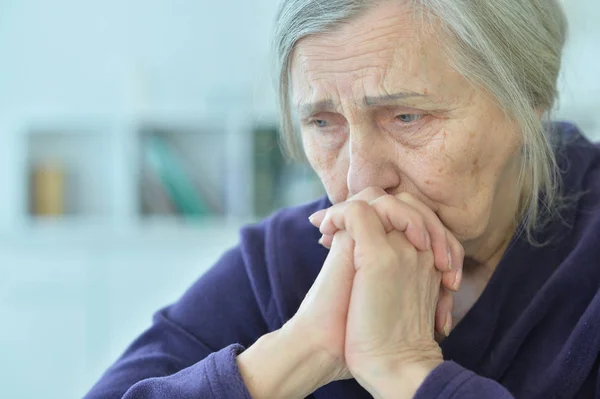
[444,312,453,337]
[318,236,324,246]
[425,232,431,250]
[447,248,453,270]
[308,214,317,224]
[453,267,462,291]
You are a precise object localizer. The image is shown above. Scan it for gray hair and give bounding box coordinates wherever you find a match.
[272,0,568,242]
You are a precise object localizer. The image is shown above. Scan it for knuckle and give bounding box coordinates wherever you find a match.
[391,238,419,264]
[348,198,369,207]
[372,194,397,208]
[396,191,416,202]
[347,199,372,217]
[422,249,435,266]
[363,186,386,198]
[411,211,427,229]
[379,247,399,267]
[448,232,465,258]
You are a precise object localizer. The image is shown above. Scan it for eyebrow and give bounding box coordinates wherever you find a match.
[297,91,429,118]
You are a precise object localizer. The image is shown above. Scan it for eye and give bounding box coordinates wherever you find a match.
[396,114,423,123]
[313,119,329,128]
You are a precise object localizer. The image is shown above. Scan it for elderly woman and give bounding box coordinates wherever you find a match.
[86,1,600,398]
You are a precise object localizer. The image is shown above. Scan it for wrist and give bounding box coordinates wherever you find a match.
[237,324,341,399]
[351,349,443,399]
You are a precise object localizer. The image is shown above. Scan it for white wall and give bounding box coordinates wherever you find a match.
[0,0,279,116]
[556,0,600,138]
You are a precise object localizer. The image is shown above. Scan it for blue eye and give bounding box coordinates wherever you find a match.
[396,114,422,123]
[313,119,329,128]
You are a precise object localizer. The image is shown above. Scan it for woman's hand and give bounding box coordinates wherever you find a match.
[315,196,463,398]
[310,188,464,338]
[284,229,356,382]
[237,231,357,399]
[238,189,464,399]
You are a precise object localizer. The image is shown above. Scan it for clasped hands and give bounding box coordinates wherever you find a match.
[296,187,465,398]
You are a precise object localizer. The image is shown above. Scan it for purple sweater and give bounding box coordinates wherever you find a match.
[86,123,600,398]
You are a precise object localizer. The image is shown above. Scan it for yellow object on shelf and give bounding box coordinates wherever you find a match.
[31,162,65,216]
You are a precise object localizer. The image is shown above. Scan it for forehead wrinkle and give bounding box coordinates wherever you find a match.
[319,5,419,48]
[363,91,427,106]
[295,10,419,73]
[296,31,414,75]
[296,91,431,118]
[290,7,453,118]
[297,45,400,71]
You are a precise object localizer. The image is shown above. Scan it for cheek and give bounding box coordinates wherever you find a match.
[303,133,349,204]
[419,123,521,238]
[401,131,471,198]
[408,161,464,210]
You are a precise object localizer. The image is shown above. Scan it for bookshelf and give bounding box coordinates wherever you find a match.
[0,108,325,241]
[27,128,112,219]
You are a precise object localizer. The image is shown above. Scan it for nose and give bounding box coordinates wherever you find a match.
[346,129,401,197]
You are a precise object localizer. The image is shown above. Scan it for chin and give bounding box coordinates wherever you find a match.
[442,215,490,243]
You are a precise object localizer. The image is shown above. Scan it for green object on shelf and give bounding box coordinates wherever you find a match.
[145,135,211,218]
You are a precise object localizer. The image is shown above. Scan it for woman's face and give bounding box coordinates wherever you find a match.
[290,2,524,248]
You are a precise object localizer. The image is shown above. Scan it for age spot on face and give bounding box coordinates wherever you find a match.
[471,157,480,177]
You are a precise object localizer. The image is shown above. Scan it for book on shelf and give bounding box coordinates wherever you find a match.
[142,133,222,219]
[140,166,175,215]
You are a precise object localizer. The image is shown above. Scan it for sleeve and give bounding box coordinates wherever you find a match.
[83,245,272,399]
[414,362,514,399]
[122,344,251,399]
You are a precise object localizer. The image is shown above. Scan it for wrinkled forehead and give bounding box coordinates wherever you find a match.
[289,2,460,113]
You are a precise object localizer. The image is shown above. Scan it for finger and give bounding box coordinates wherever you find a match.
[440,231,465,291]
[434,232,463,292]
[309,209,327,228]
[395,193,453,273]
[309,187,388,228]
[368,195,431,251]
[435,288,454,337]
[319,195,430,250]
[318,200,388,256]
[319,234,334,249]
[442,267,460,293]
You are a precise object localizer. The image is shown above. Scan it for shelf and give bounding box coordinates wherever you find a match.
[0,109,327,238]
[26,129,112,219]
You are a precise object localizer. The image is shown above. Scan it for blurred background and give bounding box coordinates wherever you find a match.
[0,1,598,398]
